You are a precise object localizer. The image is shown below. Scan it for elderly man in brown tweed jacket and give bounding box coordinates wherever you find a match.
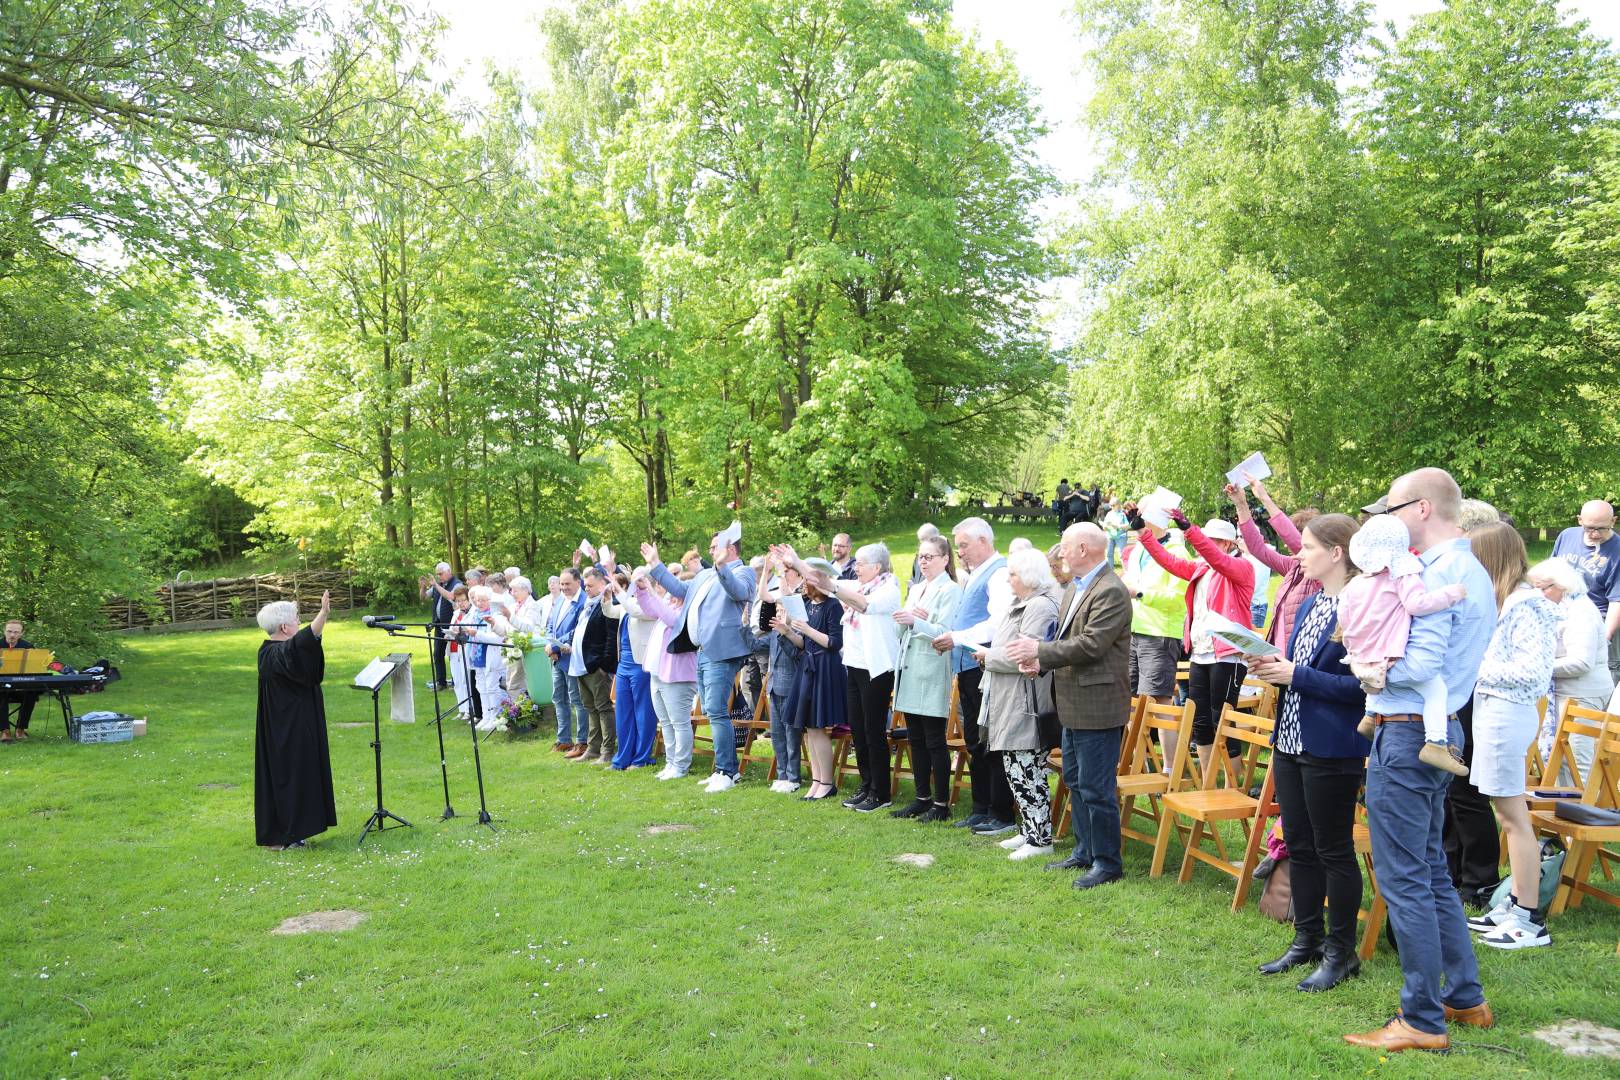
[1006,521,1134,890]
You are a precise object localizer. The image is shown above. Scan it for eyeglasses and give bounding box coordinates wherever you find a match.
[916,553,941,562]
[1580,524,1614,536]
[1377,498,1423,516]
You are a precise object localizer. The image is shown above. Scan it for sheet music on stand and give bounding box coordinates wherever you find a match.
[352,653,415,721]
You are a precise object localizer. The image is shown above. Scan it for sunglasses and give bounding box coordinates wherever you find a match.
[1377,498,1423,515]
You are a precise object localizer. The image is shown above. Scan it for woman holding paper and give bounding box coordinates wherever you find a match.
[975,548,1062,860]
[1128,503,1255,781]
[889,535,963,821]
[1245,514,1370,992]
[776,565,848,801]
[1225,477,1321,652]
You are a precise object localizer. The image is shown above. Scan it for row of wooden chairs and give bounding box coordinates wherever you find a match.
[1528,700,1620,953]
[663,667,1618,954]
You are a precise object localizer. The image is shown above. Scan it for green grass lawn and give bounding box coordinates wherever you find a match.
[3,614,1616,1078]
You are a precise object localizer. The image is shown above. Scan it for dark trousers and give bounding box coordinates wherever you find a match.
[1061,725,1124,874]
[431,625,450,685]
[906,714,949,801]
[1188,660,1244,757]
[1,690,39,731]
[1272,750,1364,949]
[957,668,1014,820]
[1443,697,1500,896]
[846,667,894,797]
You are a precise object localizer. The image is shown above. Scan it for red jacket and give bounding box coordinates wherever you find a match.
[1139,525,1256,660]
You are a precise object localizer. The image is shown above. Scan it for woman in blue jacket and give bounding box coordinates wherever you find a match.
[1246,514,1370,993]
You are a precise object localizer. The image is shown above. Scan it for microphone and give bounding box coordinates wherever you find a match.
[362,614,399,627]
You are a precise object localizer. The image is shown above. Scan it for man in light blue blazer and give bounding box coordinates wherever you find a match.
[644,526,757,792]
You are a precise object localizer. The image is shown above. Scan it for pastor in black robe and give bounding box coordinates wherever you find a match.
[255,625,337,846]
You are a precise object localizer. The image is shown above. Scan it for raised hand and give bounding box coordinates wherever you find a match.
[1222,482,1241,502]
[640,541,659,565]
[1123,502,1146,532]
[320,589,332,614]
[1167,507,1190,529]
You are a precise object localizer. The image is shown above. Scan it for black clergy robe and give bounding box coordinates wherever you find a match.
[255,626,337,846]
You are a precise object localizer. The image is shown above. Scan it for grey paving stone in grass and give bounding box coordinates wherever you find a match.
[272,910,367,935]
[642,823,697,836]
[894,853,935,868]
[1532,1019,1620,1059]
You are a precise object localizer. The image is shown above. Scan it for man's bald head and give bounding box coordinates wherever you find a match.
[1579,500,1615,528]
[1388,467,1462,552]
[1061,522,1107,577]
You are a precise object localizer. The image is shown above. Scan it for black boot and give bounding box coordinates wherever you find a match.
[1296,945,1361,992]
[1258,933,1323,975]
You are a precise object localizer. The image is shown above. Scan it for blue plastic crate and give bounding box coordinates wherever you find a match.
[70,711,135,745]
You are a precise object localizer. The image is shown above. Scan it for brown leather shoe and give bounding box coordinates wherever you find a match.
[565,746,588,759]
[553,742,573,753]
[1343,1017,1449,1053]
[1443,1001,1494,1029]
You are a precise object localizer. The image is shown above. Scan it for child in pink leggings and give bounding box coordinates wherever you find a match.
[1338,515,1469,776]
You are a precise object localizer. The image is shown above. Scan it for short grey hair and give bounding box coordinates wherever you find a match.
[1007,548,1055,593]
[547,575,561,587]
[917,522,940,541]
[469,585,492,603]
[1008,537,1033,553]
[855,542,892,575]
[256,600,298,635]
[1457,498,1502,533]
[510,576,533,595]
[1529,558,1587,597]
[435,561,451,574]
[504,566,520,579]
[952,516,995,546]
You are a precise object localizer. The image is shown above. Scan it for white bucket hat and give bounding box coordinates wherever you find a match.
[1202,518,1239,543]
[1350,514,1412,575]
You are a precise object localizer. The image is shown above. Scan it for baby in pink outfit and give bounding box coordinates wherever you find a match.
[1338,515,1469,776]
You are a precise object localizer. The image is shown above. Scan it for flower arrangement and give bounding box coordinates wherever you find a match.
[509,630,537,655]
[499,695,546,736]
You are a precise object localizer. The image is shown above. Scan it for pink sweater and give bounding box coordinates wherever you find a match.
[1238,516,1320,650]
[1338,569,1467,661]
[634,584,698,683]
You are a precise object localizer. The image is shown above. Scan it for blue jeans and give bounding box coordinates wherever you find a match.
[1105,533,1126,565]
[551,661,582,744]
[1061,725,1124,874]
[697,653,746,776]
[1365,717,1485,1035]
[768,690,800,784]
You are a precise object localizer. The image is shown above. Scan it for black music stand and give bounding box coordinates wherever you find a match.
[351,655,414,847]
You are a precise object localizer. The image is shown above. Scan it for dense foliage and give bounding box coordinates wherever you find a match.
[3,0,1618,655]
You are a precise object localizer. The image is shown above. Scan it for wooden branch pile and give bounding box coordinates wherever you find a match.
[104,570,371,630]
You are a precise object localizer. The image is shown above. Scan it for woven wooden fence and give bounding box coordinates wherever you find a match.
[105,570,372,631]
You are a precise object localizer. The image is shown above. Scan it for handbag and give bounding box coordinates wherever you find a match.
[1486,838,1568,912]
[1257,858,1294,923]
[1027,672,1060,753]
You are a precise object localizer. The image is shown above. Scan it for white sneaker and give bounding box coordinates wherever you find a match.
[1009,842,1055,862]
[697,774,715,786]
[999,834,1029,850]
[1468,896,1513,934]
[474,717,497,732]
[705,773,736,794]
[1479,911,1551,950]
[770,780,796,793]
[654,765,675,780]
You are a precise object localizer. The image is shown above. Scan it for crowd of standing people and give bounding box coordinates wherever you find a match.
[339,465,1620,1054]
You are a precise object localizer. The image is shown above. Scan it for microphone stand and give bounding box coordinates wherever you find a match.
[367,620,497,833]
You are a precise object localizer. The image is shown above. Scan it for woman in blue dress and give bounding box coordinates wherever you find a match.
[779,573,846,801]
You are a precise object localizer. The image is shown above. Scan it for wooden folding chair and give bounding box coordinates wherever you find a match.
[1119,699,1195,852]
[1528,700,1607,807]
[1054,696,1147,842]
[1352,802,1388,961]
[1530,723,1620,953]
[1151,705,1275,885]
[1236,678,1278,720]
[945,682,974,809]
[889,708,914,800]
[736,671,773,779]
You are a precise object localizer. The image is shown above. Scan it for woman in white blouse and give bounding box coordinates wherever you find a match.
[1528,557,1614,780]
[827,543,903,813]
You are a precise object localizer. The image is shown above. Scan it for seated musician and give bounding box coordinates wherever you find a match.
[1,618,41,742]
